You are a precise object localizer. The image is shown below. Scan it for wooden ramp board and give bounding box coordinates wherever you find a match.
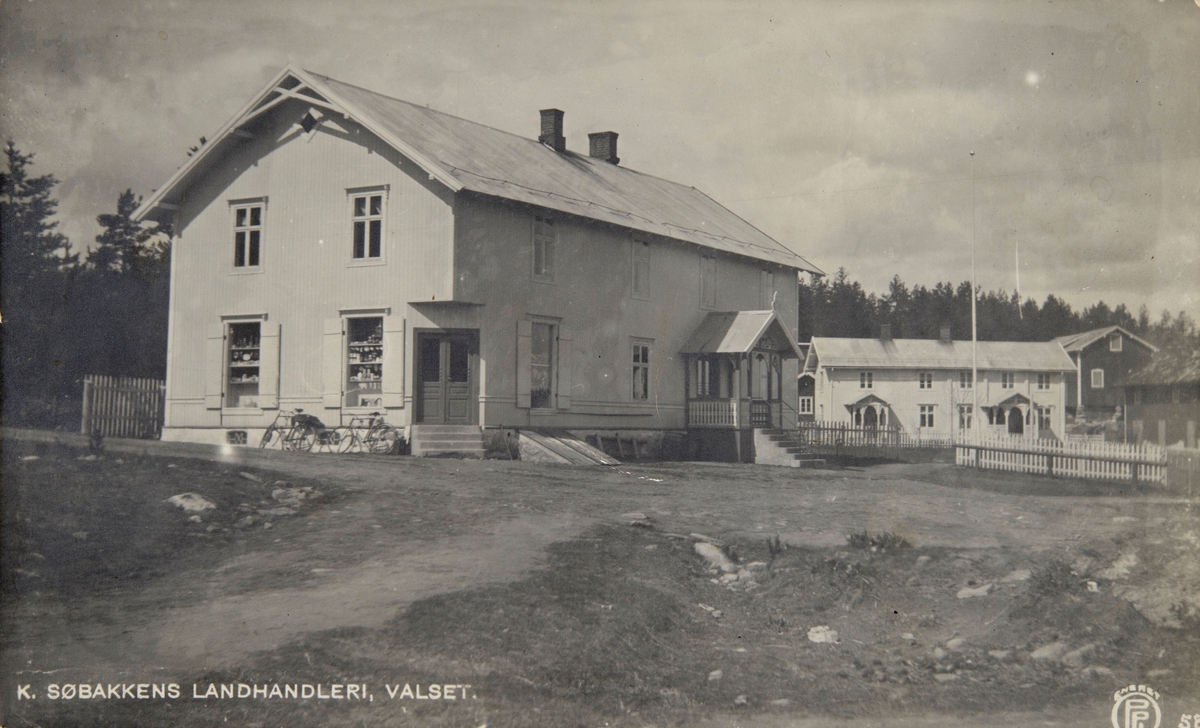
[520,429,620,466]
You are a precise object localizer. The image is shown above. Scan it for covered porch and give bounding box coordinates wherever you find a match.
[681,310,805,431]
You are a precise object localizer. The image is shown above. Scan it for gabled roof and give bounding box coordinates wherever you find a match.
[680,311,804,359]
[847,393,891,408]
[808,337,1076,372]
[134,65,821,274]
[1124,347,1200,386]
[1052,326,1158,354]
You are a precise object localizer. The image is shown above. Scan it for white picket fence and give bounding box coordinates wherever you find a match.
[956,435,1167,483]
[798,421,955,449]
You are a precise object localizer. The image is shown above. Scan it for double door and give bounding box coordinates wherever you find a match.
[416,331,478,424]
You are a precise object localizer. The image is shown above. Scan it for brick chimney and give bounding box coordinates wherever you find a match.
[588,131,619,164]
[939,325,952,344]
[539,109,566,153]
[880,324,892,341]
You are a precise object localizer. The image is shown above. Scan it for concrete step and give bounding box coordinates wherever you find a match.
[411,425,484,458]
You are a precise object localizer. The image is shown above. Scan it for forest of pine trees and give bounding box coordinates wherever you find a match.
[2,140,1196,430]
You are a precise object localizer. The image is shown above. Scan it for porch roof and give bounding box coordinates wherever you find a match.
[846,393,891,408]
[680,310,804,359]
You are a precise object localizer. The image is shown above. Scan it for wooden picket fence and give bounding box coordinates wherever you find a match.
[798,421,955,449]
[81,375,165,440]
[956,434,1167,483]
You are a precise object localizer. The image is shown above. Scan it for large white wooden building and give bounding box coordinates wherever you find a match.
[133,65,821,457]
[801,332,1076,440]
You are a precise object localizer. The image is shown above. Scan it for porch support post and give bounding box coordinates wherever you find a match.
[733,354,742,462]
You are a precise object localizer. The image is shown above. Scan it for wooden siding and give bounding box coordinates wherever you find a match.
[166,100,455,430]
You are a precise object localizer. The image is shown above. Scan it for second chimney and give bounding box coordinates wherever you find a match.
[880,324,893,341]
[539,109,566,153]
[939,325,952,344]
[588,131,619,164]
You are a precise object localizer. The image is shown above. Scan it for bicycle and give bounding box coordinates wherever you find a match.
[337,411,401,454]
[261,409,339,452]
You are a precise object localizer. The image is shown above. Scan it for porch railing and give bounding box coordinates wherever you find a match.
[688,399,739,427]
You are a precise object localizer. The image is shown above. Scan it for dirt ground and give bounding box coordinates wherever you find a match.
[2,433,1198,727]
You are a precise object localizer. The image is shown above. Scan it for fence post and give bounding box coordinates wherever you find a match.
[80,378,93,435]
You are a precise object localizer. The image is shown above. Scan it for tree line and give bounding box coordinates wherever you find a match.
[798,268,1199,351]
[2,142,170,429]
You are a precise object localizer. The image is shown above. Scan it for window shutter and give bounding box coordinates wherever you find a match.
[204,323,225,410]
[516,320,532,409]
[557,327,573,410]
[381,316,406,408]
[257,322,281,409]
[323,318,345,409]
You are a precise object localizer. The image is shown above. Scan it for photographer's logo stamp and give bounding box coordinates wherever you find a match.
[1112,685,1161,728]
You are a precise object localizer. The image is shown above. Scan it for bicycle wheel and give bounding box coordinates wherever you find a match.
[260,425,281,449]
[292,425,317,452]
[367,425,399,454]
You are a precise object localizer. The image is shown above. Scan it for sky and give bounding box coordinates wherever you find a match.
[2,0,1197,320]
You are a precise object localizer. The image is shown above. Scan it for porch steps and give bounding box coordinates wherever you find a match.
[519,429,620,466]
[754,428,826,468]
[410,425,485,458]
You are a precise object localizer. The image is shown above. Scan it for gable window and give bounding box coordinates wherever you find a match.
[1109,334,1123,352]
[860,372,873,389]
[699,254,716,308]
[1090,368,1104,389]
[632,339,652,401]
[1037,373,1051,390]
[1000,372,1015,389]
[959,371,973,388]
[919,405,935,428]
[533,215,556,281]
[631,238,651,299]
[350,191,385,259]
[919,372,933,389]
[232,202,263,268]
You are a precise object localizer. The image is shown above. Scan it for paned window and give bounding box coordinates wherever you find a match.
[1037,373,1051,390]
[227,322,260,407]
[1036,406,1052,430]
[233,204,262,268]
[919,372,933,389]
[959,371,973,388]
[1001,372,1015,389]
[693,356,720,398]
[1091,368,1105,389]
[351,193,384,259]
[799,396,814,415]
[919,405,935,428]
[345,317,384,408]
[1109,334,1122,352]
[533,216,556,280]
[632,340,651,401]
[699,254,716,308]
[860,372,873,389]
[531,322,555,408]
[632,239,650,299]
[957,405,972,430]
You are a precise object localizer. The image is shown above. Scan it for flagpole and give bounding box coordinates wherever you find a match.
[970,151,978,446]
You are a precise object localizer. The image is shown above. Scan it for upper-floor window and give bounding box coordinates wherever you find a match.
[1091,368,1105,389]
[860,372,873,389]
[1109,334,1123,352]
[1000,372,1015,389]
[1036,373,1051,390]
[631,238,650,300]
[959,371,973,388]
[533,216,556,281]
[759,269,774,309]
[699,254,716,308]
[232,203,263,268]
[351,191,385,259]
[632,339,652,401]
[919,372,933,389]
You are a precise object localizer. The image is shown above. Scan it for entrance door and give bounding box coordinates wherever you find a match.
[417,332,478,424]
[1008,406,1024,435]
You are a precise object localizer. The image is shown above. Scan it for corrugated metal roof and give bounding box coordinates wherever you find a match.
[810,337,1076,372]
[1124,347,1200,386]
[681,311,804,358]
[1052,325,1158,353]
[308,73,821,272]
